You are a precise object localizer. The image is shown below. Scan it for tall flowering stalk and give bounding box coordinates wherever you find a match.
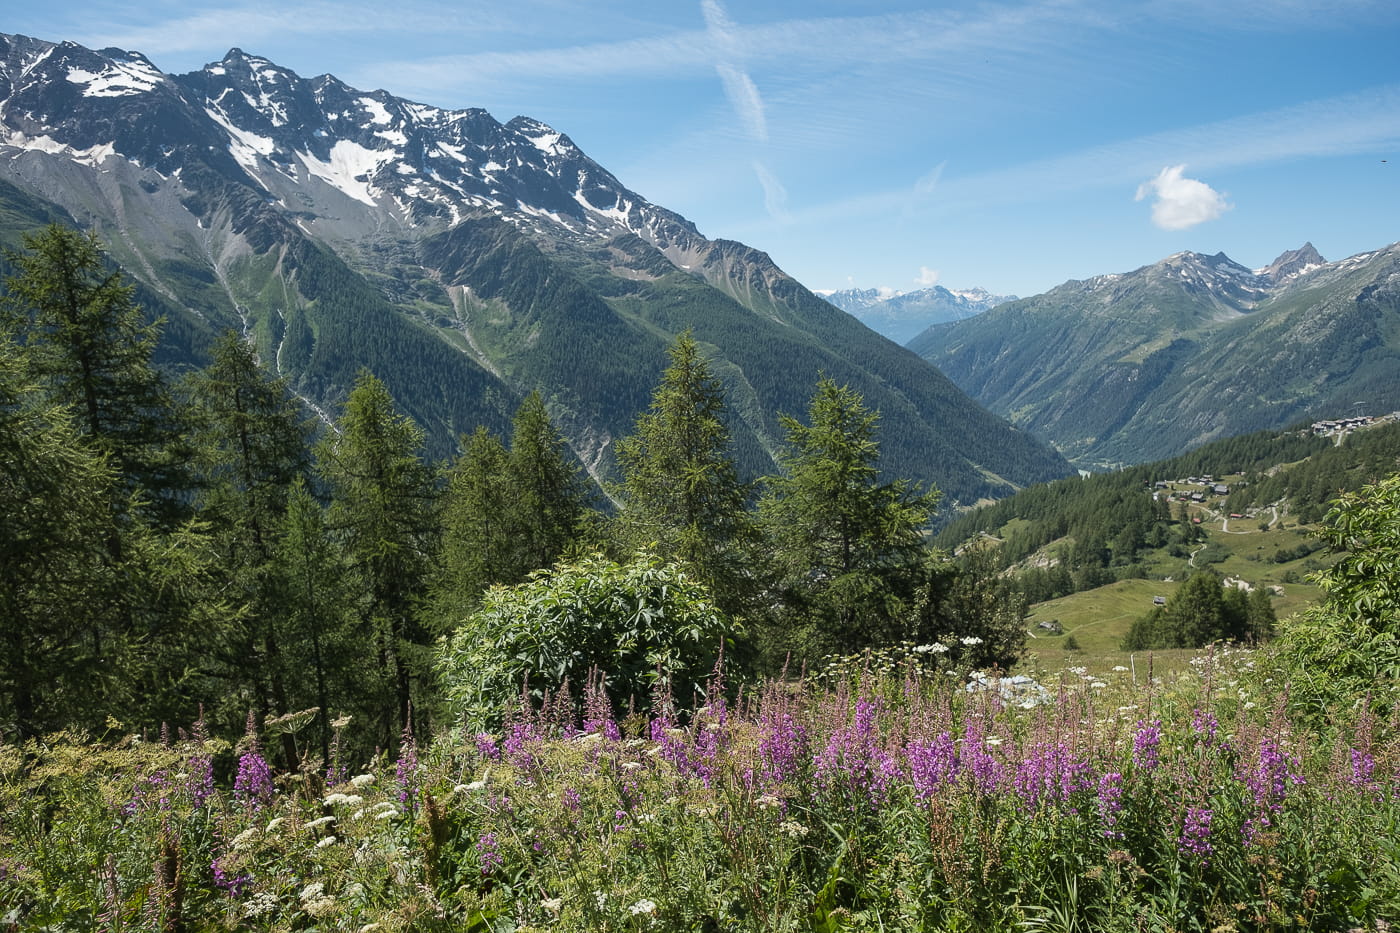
[233,712,274,810]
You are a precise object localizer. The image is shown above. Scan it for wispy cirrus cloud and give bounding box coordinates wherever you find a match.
[752,161,790,222]
[702,0,767,143]
[760,83,1400,229]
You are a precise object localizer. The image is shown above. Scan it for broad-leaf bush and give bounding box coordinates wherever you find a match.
[437,552,735,728]
[1270,473,1400,719]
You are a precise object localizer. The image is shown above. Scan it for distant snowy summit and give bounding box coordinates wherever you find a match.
[821,284,1016,345]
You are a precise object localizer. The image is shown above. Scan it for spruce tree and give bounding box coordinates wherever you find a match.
[508,391,591,572]
[434,426,516,623]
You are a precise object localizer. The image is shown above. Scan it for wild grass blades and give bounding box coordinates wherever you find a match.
[3,653,1400,931]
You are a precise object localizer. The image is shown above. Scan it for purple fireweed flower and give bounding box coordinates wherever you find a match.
[187,754,214,808]
[961,719,1004,795]
[1244,738,1301,812]
[1096,772,1125,839]
[562,787,582,811]
[504,720,541,771]
[1013,741,1092,809]
[1178,806,1214,862]
[476,832,504,875]
[757,710,808,789]
[1133,719,1162,773]
[233,752,274,809]
[211,857,252,898]
[475,732,501,761]
[1191,708,1218,745]
[905,732,959,800]
[124,770,174,816]
[813,696,901,804]
[1350,747,1377,788]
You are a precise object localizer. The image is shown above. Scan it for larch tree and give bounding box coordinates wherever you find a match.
[613,331,757,620]
[3,223,190,529]
[759,376,939,658]
[185,329,315,762]
[318,370,439,745]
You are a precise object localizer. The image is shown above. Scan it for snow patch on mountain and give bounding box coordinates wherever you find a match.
[204,106,275,175]
[360,97,391,125]
[66,58,162,97]
[298,140,387,205]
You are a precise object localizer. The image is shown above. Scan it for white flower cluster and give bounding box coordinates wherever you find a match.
[243,892,278,918]
[300,881,337,918]
[779,820,809,839]
[323,792,365,808]
[349,773,375,788]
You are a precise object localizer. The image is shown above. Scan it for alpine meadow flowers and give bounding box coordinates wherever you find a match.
[4,652,1400,930]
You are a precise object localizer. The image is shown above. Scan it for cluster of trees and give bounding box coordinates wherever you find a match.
[1121,571,1276,650]
[1,224,1025,753]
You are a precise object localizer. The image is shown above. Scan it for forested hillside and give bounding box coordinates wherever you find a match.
[938,420,1400,612]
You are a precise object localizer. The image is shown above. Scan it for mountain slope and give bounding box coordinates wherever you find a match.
[910,245,1400,468]
[0,34,1071,503]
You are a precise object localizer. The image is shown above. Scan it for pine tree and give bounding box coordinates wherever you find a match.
[613,331,757,618]
[760,377,939,657]
[318,370,439,745]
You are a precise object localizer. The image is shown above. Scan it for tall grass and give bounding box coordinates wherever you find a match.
[3,650,1397,931]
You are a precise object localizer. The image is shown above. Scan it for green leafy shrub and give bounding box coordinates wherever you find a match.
[1271,473,1400,719]
[436,552,735,728]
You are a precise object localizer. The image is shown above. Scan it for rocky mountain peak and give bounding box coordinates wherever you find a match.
[1260,242,1326,284]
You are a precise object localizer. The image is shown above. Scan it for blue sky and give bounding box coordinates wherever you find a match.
[12,0,1400,297]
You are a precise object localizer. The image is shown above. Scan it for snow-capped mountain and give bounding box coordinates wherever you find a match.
[0,33,1072,504]
[822,284,1016,345]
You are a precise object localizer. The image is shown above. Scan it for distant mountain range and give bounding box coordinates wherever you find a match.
[821,285,1016,345]
[0,33,1071,505]
[909,242,1400,469]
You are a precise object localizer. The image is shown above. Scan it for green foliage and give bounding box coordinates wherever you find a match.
[437,553,734,728]
[434,393,594,626]
[3,223,192,527]
[1122,572,1251,650]
[0,325,118,736]
[613,331,759,621]
[1271,472,1400,718]
[318,371,440,744]
[760,377,940,659]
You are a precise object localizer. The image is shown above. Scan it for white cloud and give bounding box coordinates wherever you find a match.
[1134,165,1230,230]
[916,266,940,286]
[703,0,767,143]
[716,63,768,143]
[752,161,789,222]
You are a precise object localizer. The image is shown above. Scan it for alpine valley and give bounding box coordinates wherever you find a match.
[910,242,1400,470]
[0,33,1071,505]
